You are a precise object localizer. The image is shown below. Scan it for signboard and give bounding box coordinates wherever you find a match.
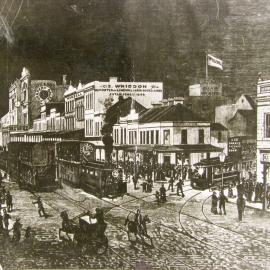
[228,137,242,160]
[260,85,270,94]
[260,152,270,163]
[94,81,163,108]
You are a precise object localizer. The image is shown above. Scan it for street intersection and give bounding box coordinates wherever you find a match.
[0,179,269,270]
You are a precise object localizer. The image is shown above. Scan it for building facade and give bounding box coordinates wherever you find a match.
[113,98,222,167]
[257,79,270,185]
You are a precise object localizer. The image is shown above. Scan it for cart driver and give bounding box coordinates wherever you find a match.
[92,208,105,224]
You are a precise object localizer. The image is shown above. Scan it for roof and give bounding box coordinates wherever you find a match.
[229,109,256,123]
[242,95,256,110]
[138,103,206,123]
[45,102,65,116]
[210,123,228,131]
[105,97,146,125]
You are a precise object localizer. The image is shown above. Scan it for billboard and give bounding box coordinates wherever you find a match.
[94,81,163,108]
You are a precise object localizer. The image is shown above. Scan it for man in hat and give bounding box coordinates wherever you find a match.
[160,184,167,202]
[237,194,246,221]
[3,209,11,230]
[219,190,228,215]
[167,177,175,192]
[5,191,12,212]
[32,196,47,217]
[12,217,22,243]
[211,191,218,215]
[175,178,185,197]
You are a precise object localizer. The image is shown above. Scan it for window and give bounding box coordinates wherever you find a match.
[143,131,146,144]
[265,114,270,138]
[181,130,187,144]
[202,104,208,111]
[151,131,154,144]
[199,129,204,144]
[140,131,143,144]
[121,129,123,144]
[218,131,222,143]
[146,131,150,144]
[134,131,137,145]
[163,130,170,145]
[155,130,159,144]
[124,128,126,144]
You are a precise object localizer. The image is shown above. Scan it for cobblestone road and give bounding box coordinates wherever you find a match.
[0,180,269,270]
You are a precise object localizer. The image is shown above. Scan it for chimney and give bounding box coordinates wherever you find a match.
[151,102,163,108]
[173,97,184,105]
[168,98,174,106]
[161,99,168,106]
[63,75,67,85]
[109,77,118,83]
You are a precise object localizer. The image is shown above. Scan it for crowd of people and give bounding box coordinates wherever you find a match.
[0,173,45,248]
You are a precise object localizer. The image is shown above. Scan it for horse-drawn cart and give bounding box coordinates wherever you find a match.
[59,211,108,255]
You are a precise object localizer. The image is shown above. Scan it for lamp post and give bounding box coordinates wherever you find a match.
[153,149,157,182]
[219,151,226,188]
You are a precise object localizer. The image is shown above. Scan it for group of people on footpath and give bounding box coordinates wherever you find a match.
[130,167,186,204]
[211,183,247,222]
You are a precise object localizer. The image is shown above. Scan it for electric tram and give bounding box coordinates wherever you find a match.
[191,157,240,190]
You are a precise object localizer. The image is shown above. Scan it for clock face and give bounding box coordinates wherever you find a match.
[35,85,53,103]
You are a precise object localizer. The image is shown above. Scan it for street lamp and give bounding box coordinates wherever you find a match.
[219,151,226,188]
[153,149,157,182]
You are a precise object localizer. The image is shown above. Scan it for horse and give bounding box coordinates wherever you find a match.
[59,211,78,245]
[125,213,153,247]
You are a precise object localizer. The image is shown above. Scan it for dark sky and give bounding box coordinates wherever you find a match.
[0,0,270,117]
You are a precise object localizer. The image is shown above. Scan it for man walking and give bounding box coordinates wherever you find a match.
[175,178,185,197]
[12,218,22,244]
[219,190,228,215]
[32,196,47,218]
[237,194,246,221]
[160,184,167,202]
[6,191,12,212]
[3,209,11,230]
[167,177,175,192]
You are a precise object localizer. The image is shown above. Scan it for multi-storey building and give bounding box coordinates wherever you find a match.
[113,98,222,166]
[257,79,270,188]
[84,77,163,139]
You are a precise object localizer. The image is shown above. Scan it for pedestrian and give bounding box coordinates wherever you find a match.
[267,188,270,209]
[134,209,142,230]
[3,209,11,230]
[141,181,147,193]
[219,190,228,215]
[160,184,167,202]
[254,182,260,202]
[211,191,218,214]
[248,181,254,202]
[24,226,34,244]
[175,178,185,197]
[237,194,246,221]
[12,217,22,244]
[155,191,161,204]
[0,214,4,232]
[32,196,47,218]
[167,177,174,192]
[228,185,234,198]
[6,191,12,212]
[133,174,138,190]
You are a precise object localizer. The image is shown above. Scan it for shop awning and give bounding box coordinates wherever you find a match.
[114,144,222,153]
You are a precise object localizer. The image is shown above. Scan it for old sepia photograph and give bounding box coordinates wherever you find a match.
[0,0,269,269]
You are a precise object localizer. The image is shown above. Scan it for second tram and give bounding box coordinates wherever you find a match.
[191,157,240,190]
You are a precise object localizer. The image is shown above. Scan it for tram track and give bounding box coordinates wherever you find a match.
[28,185,269,269]
[52,190,196,270]
[52,189,256,269]
[109,191,267,269]
[201,194,270,245]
